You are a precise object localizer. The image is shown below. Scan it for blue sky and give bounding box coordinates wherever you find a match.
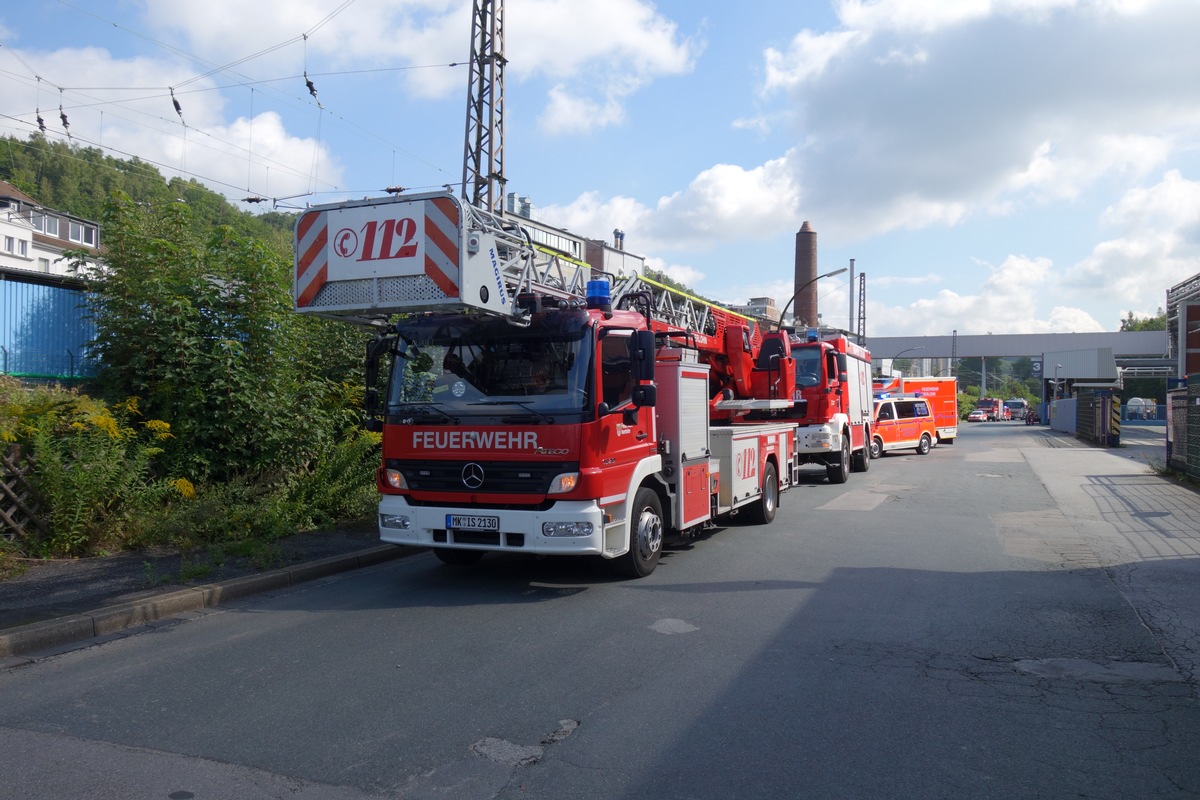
[3,0,1199,336]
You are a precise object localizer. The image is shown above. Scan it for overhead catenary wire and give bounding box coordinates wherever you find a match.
[0,3,465,205]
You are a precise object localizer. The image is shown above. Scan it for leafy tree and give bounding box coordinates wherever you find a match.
[1120,308,1166,331]
[79,192,367,483]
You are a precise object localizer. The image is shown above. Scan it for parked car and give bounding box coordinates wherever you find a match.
[967,409,986,422]
[872,397,938,457]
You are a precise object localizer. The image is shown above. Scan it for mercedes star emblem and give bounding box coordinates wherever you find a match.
[461,462,485,489]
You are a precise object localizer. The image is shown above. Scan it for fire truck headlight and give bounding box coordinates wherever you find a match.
[380,513,411,530]
[547,472,580,494]
[384,468,407,490]
[542,521,593,537]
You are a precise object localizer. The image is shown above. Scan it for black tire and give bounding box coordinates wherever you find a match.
[747,462,779,524]
[827,435,850,484]
[869,435,883,460]
[851,435,870,472]
[616,487,663,578]
[433,548,485,565]
[916,433,932,455]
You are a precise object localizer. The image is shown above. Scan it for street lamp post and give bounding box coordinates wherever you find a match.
[1053,364,1063,400]
[776,267,850,330]
[890,346,925,377]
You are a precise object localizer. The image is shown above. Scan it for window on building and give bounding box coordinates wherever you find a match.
[3,236,13,253]
[30,212,44,231]
[38,257,50,272]
[18,240,28,257]
[44,216,60,237]
[69,221,83,243]
[83,226,97,246]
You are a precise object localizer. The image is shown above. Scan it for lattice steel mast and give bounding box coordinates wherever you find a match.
[461,0,506,213]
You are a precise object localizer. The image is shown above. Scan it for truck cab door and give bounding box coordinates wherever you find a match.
[596,329,655,477]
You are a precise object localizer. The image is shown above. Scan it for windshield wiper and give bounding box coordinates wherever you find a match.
[390,403,459,424]
[468,400,555,424]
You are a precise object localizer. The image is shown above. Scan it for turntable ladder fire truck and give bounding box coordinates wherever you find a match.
[293,190,799,577]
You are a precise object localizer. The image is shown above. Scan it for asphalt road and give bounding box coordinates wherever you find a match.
[1,422,1197,800]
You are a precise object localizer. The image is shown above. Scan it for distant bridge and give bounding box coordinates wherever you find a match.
[864,331,1172,377]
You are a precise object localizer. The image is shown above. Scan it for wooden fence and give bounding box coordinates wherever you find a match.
[1,445,49,545]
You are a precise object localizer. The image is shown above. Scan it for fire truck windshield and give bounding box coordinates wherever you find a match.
[385,309,593,420]
[793,346,822,388]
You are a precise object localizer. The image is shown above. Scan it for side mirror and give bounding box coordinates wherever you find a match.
[630,330,657,382]
[632,384,657,408]
[364,388,382,431]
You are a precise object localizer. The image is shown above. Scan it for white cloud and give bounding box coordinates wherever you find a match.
[644,257,706,291]
[1063,170,1200,315]
[539,153,800,255]
[538,85,626,135]
[872,273,942,287]
[754,0,1200,244]
[762,29,859,93]
[144,0,699,134]
[869,254,1105,335]
[0,44,341,205]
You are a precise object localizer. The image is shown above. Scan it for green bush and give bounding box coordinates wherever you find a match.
[1,379,381,559]
[1,382,180,556]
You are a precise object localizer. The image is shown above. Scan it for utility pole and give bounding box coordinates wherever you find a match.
[461,0,506,213]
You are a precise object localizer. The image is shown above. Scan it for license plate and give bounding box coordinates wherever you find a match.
[446,514,499,531]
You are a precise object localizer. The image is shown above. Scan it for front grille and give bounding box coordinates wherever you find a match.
[432,530,526,548]
[388,459,577,494]
[451,530,501,546]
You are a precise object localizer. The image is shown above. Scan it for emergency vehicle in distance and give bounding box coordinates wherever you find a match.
[1003,398,1030,420]
[873,375,958,446]
[975,396,1008,421]
[293,191,802,577]
[751,329,873,483]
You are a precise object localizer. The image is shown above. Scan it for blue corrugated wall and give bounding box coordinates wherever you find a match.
[1,276,98,379]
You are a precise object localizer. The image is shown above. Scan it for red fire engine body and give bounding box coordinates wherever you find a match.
[976,396,1007,421]
[752,330,873,483]
[294,191,798,577]
[873,375,959,445]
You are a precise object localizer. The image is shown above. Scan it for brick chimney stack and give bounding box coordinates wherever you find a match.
[793,221,818,327]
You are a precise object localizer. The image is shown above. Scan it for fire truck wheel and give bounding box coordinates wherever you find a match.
[852,441,871,472]
[433,548,485,565]
[826,436,850,484]
[869,436,883,461]
[916,433,932,455]
[747,462,778,524]
[618,488,663,578]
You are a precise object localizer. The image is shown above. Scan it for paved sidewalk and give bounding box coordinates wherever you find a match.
[1,534,418,665]
[1020,427,1200,686]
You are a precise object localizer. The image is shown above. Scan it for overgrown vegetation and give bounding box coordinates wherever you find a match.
[1,136,379,570]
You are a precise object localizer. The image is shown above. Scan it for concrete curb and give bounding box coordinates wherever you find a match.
[0,545,415,661]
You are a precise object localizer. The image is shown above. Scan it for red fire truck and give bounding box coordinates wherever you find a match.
[976,396,1007,421]
[294,191,798,577]
[753,330,873,483]
[873,375,959,445]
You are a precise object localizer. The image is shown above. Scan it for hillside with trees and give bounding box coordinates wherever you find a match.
[1,134,376,573]
[0,133,296,247]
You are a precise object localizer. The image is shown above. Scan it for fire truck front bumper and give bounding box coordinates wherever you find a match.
[795,424,839,454]
[377,495,608,556]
